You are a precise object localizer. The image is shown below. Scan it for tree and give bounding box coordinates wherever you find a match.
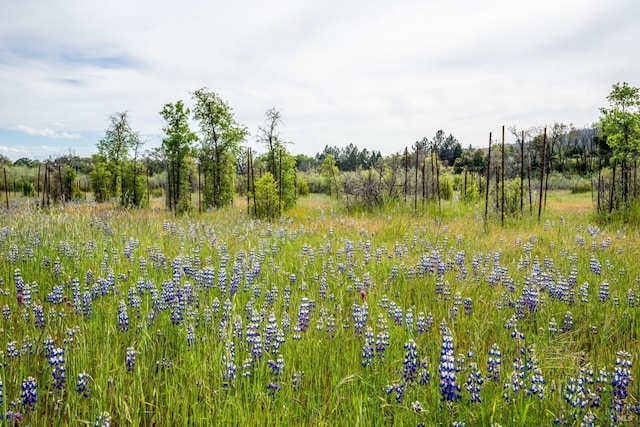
[192,88,248,209]
[600,82,640,160]
[254,108,297,214]
[160,100,198,214]
[94,111,143,206]
[257,108,283,178]
[321,154,340,197]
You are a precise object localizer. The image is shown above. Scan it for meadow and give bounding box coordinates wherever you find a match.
[1,192,639,426]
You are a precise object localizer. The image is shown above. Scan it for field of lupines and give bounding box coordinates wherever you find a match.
[0,193,639,426]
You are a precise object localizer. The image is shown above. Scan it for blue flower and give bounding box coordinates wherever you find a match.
[49,347,66,390]
[126,347,136,372]
[403,339,418,383]
[439,323,461,402]
[77,373,91,398]
[20,377,37,410]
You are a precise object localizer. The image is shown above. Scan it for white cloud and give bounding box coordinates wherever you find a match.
[10,125,81,140]
[0,145,28,154]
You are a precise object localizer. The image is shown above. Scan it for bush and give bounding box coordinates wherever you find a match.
[439,176,453,200]
[251,172,280,220]
[296,176,309,196]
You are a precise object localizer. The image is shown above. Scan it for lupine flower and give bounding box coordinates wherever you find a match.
[548,318,558,334]
[610,351,633,423]
[126,347,136,372]
[561,312,573,333]
[267,383,281,399]
[487,343,502,382]
[439,323,461,402]
[464,298,473,316]
[267,355,285,377]
[411,400,423,413]
[33,303,45,329]
[589,257,601,275]
[20,377,37,410]
[49,347,66,389]
[418,359,430,385]
[118,300,129,332]
[361,327,375,367]
[384,383,405,403]
[465,362,484,402]
[6,341,19,358]
[598,282,610,303]
[95,411,111,427]
[77,373,91,398]
[403,339,418,383]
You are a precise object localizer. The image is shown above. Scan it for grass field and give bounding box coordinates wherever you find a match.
[1,191,638,426]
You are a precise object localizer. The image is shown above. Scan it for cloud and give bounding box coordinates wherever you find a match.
[0,145,28,154]
[10,125,81,140]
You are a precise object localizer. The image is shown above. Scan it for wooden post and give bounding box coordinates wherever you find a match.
[538,128,547,220]
[3,167,8,209]
[37,164,41,203]
[246,148,251,214]
[520,130,524,212]
[484,132,492,221]
[58,162,64,204]
[414,144,419,210]
[501,125,505,225]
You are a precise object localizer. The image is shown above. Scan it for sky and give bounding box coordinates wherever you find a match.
[0,0,639,161]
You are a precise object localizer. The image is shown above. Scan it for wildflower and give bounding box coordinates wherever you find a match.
[487,343,502,382]
[464,298,473,316]
[465,362,484,403]
[126,347,135,372]
[610,351,633,423]
[49,347,66,389]
[20,377,37,410]
[403,339,418,383]
[439,323,461,402]
[33,304,45,329]
[118,300,129,332]
[267,383,281,399]
[561,312,573,333]
[410,400,423,413]
[267,355,285,377]
[95,411,111,427]
[361,327,375,367]
[77,373,91,398]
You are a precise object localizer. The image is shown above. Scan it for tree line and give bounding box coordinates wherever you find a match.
[1,82,638,222]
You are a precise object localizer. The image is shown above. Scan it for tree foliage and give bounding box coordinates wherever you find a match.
[599,82,640,160]
[160,100,197,214]
[192,88,248,209]
[94,111,146,207]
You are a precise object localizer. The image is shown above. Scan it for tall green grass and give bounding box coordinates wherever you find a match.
[0,194,638,425]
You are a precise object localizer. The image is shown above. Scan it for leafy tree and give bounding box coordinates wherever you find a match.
[255,108,297,214]
[192,88,248,209]
[90,156,112,203]
[160,100,197,214]
[251,172,280,220]
[321,154,340,197]
[94,111,143,206]
[599,82,640,160]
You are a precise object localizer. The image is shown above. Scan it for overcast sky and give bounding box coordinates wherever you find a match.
[1,0,639,160]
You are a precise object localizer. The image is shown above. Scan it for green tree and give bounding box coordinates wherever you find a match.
[599,82,640,160]
[251,172,280,220]
[95,111,143,206]
[160,100,197,214]
[192,88,248,209]
[321,154,340,197]
[256,108,297,214]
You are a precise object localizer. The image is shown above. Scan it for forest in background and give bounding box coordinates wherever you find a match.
[0,82,638,223]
